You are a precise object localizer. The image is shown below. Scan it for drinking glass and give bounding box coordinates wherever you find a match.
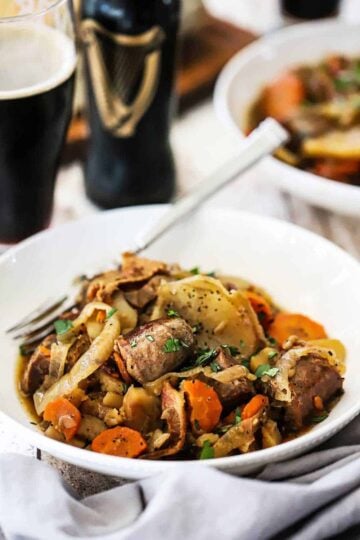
[0,0,76,244]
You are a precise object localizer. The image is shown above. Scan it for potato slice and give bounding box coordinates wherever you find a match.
[303,127,360,159]
[151,276,265,356]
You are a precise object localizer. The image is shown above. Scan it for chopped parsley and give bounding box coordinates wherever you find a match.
[221,344,240,356]
[167,309,180,318]
[239,340,245,348]
[195,348,218,366]
[207,271,216,277]
[163,338,182,353]
[190,266,200,275]
[242,359,250,370]
[130,339,137,348]
[312,412,329,423]
[210,361,221,373]
[268,350,278,361]
[255,364,279,378]
[180,348,218,372]
[194,419,200,431]
[145,335,155,342]
[267,337,278,347]
[106,307,118,319]
[199,440,214,460]
[54,319,73,335]
[235,407,241,425]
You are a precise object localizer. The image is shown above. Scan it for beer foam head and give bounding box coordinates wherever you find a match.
[0,24,76,99]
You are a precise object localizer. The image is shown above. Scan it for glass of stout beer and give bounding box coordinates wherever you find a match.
[0,0,76,244]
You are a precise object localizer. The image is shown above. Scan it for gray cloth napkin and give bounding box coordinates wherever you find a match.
[1,416,360,540]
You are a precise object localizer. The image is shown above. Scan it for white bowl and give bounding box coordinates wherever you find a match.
[214,20,360,217]
[1,206,360,479]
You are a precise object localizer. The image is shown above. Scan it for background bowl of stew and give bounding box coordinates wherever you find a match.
[214,20,360,217]
[1,206,360,478]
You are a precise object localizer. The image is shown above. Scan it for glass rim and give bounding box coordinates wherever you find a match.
[0,0,69,24]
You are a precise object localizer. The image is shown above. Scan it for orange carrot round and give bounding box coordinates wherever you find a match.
[268,313,327,345]
[245,290,273,330]
[183,379,222,432]
[92,426,147,458]
[242,395,269,420]
[43,397,81,442]
[114,351,133,385]
[263,72,305,122]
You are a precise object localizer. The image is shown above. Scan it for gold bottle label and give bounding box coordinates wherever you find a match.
[80,19,165,137]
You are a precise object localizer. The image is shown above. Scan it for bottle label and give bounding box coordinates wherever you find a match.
[80,20,165,137]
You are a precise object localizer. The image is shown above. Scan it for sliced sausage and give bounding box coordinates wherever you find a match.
[115,318,194,384]
[284,357,343,431]
[21,334,56,395]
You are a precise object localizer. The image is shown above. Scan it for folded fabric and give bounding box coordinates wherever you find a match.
[1,415,360,540]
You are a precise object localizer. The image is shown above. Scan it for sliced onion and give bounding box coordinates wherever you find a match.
[34,314,121,415]
[46,341,75,388]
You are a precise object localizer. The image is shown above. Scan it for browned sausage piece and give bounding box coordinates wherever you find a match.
[21,334,56,395]
[284,357,343,431]
[115,318,194,384]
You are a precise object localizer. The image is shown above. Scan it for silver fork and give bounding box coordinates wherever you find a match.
[6,119,288,351]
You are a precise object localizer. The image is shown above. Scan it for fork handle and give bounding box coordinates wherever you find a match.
[134,118,288,253]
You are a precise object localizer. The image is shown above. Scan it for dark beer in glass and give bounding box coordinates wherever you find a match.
[0,1,76,244]
[81,0,180,209]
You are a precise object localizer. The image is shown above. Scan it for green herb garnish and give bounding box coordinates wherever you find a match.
[163,338,182,353]
[130,339,137,348]
[207,271,216,277]
[167,309,180,318]
[268,337,278,347]
[190,266,200,275]
[312,412,329,423]
[194,419,200,431]
[235,407,241,425]
[255,364,279,378]
[268,350,278,361]
[239,340,245,348]
[199,440,214,460]
[54,319,73,335]
[145,335,155,342]
[210,361,221,373]
[242,359,250,370]
[195,348,218,366]
[106,307,118,319]
[221,344,240,356]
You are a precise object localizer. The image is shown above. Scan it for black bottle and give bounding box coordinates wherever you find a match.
[281,0,341,19]
[81,0,180,208]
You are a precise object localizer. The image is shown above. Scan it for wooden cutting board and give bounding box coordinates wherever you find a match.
[65,12,255,162]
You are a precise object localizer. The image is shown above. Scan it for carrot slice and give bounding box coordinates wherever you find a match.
[245,290,273,330]
[44,397,81,442]
[92,426,147,458]
[263,72,305,122]
[96,309,106,324]
[242,395,269,420]
[268,313,327,345]
[312,159,360,182]
[114,351,133,385]
[183,379,222,432]
[38,345,51,358]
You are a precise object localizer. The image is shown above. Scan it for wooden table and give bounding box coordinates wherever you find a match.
[0,99,359,504]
